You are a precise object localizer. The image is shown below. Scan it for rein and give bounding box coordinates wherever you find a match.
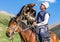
[8,21,35,33]
[8,19,35,42]
[9,22,35,42]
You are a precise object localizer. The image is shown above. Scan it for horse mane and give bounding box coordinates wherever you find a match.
[8,16,27,30]
[16,3,35,17]
[16,5,25,17]
[30,9,36,17]
[19,21,27,29]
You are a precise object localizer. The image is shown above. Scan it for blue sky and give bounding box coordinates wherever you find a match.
[0,0,60,25]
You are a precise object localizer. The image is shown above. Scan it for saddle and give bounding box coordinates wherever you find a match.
[36,31,51,42]
[44,31,51,42]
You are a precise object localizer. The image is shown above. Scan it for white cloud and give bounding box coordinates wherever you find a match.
[37,0,56,3]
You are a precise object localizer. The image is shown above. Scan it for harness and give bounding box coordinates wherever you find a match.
[8,20,36,42]
[8,21,29,42]
[8,20,35,34]
[8,24,19,42]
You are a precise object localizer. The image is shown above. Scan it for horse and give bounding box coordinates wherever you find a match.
[6,17,36,42]
[6,17,59,42]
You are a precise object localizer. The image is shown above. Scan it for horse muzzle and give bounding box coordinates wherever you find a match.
[6,32,11,38]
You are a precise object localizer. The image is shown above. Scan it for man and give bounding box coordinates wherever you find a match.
[33,2,50,42]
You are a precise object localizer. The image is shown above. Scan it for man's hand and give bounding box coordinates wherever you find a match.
[33,22,37,26]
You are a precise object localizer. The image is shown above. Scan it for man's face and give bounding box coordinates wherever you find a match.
[40,4,46,10]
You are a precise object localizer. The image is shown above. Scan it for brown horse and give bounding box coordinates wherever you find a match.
[6,17,59,42]
[6,17,36,42]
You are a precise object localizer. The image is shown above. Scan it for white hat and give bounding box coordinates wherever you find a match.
[41,2,49,8]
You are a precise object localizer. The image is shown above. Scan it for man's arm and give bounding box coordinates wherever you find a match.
[37,13,49,26]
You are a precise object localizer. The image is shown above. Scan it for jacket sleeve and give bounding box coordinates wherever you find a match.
[37,13,49,26]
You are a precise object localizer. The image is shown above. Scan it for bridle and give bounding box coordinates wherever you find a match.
[7,19,35,42]
[8,20,35,34]
[7,21,21,42]
[8,20,30,34]
[8,25,19,33]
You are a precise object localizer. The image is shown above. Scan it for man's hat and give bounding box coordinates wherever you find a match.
[41,2,49,8]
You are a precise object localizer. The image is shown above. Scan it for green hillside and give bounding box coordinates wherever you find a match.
[0,13,10,28]
[0,13,21,42]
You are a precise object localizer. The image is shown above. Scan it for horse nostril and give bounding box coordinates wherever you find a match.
[6,32,10,38]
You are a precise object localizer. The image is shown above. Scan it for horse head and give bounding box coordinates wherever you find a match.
[6,17,20,38]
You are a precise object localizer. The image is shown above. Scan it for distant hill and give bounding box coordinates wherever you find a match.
[48,23,60,30]
[49,23,60,39]
[0,11,15,28]
[0,11,14,16]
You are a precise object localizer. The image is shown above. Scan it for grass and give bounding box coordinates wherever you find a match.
[0,29,21,42]
[59,40,60,42]
[0,13,22,42]
[0,13,10,28]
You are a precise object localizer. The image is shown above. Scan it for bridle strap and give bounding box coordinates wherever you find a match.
[8,20,35,33]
